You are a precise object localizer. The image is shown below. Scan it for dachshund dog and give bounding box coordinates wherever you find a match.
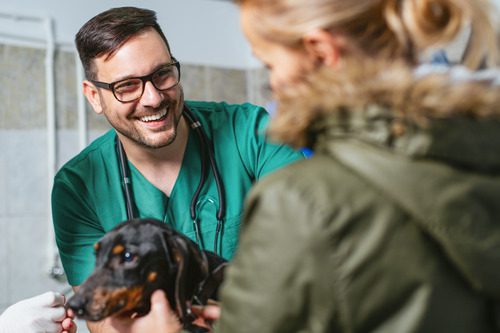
[67,218,227,332]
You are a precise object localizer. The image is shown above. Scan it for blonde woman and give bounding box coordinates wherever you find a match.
[116,0,500,332]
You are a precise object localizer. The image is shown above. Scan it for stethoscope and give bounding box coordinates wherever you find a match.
[115,105,226,255]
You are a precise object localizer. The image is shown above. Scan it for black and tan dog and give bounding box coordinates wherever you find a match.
[67,218,227,332]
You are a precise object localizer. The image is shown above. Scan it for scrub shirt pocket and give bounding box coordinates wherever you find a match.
[192,195,242,260]
[216,213,242,260]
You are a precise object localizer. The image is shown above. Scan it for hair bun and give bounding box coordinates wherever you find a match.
[401,0,462,49]
[385,0,497,68]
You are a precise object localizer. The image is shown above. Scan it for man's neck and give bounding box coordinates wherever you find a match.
[118,118,189,196]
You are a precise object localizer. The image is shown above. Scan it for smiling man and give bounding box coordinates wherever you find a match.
[51,6,303,333]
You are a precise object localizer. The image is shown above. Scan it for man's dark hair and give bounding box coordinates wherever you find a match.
[75,7,172,80]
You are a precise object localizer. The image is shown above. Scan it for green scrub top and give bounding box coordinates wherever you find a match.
[52,101,304,286]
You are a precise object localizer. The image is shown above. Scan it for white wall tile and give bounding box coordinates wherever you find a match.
[6,217,68,302]
[3,131,48,217]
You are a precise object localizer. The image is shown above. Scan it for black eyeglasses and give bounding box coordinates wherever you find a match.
[90,58,181,103]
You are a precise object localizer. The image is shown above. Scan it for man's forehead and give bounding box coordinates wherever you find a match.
[92,29,172,80]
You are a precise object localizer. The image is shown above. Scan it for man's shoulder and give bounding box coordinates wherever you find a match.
[185,100,269,134]
[56,130,116,178]
[186,100,265,118]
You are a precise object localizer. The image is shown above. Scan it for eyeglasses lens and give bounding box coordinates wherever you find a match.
[113,65,180,102]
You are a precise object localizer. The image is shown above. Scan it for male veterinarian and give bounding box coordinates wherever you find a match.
[51,6,302,332]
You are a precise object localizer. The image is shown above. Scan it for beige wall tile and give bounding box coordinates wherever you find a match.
[207,67,247,104]
[0,45,45,129]
[182,64,209,101]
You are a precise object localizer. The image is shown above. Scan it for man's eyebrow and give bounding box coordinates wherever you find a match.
[109,62,173,82]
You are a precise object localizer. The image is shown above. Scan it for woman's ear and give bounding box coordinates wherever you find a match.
[303,29,344,68]
[83,80,104,114]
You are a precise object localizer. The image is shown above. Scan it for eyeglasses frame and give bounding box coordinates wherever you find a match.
[90,57,181,103]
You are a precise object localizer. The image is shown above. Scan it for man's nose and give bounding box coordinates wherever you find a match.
[140,80,163,107]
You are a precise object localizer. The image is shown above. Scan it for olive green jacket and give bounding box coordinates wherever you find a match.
[215,106,500,333]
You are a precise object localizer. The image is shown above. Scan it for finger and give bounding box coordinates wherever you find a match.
[149,289,181,320]
[192,304,221,318]
[193,316,212,330]
[150,289,171,313]
[66,308,75,318]
[192,305,203,315]
[46,305,67,322]
[149,289,183,331]
[46,291,66,307]
[28,291,65,307]
[62,317,77,333]
[202,305,221,320]
[48,291,65,307]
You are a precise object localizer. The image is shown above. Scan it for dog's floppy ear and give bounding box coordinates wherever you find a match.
[157,230,176,272]
[163,232,209,322]
[196,251,228,303]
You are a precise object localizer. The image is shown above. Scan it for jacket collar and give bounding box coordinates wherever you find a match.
[312,105,500,173]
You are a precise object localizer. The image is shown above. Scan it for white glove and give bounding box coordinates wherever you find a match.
[0,291,67,333]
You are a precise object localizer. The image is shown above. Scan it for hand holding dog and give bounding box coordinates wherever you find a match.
[192,300,221,329]
[109,290,221,333]
[0,291,76,333]
[109,290,182,333]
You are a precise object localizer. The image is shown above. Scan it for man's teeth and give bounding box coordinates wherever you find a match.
[140,109,167,122]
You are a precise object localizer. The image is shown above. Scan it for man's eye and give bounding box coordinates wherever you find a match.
[157,68,171,76]
[114,80,141,93]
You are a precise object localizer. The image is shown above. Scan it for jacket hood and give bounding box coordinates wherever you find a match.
[313,104,500,174]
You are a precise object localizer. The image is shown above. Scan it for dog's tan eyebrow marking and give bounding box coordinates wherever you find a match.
[173,250,182,263]
[112,244,125,255]
[147,272,157,282]
[94,243,100,252]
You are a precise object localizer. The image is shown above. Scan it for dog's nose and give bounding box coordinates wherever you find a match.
[67,294,87,317]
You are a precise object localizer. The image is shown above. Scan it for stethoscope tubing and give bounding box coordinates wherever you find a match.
[116,138,138,219]
[183,107,226,221]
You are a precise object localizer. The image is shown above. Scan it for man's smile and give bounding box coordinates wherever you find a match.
[139,108,168,122]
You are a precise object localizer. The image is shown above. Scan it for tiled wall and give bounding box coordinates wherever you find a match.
[0,43,270,318]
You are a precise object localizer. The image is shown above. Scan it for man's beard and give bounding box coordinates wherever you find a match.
[111,96,184,149]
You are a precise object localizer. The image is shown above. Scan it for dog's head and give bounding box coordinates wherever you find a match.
[67,218,220,324]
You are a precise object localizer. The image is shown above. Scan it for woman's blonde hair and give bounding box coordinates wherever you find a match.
[271,60,500,148]
[236,0,500,147]
[236,0,499,68]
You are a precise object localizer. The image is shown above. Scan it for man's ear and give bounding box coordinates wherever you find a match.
[303,29,344,68]
[83,80,104,114]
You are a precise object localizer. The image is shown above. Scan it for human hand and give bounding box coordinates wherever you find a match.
[192,300,221,328]
[0,291,77,333]
[109,290,183,333]
[61,315,77,333]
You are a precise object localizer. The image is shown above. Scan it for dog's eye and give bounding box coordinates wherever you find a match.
[122,251,137,263]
